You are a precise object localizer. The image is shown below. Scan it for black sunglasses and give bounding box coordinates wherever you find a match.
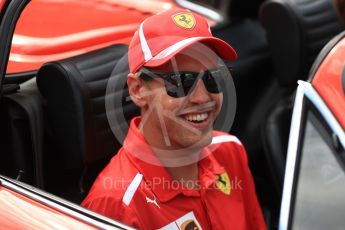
[139,66,231,98]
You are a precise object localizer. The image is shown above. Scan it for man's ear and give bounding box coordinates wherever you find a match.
[127,73,148,107]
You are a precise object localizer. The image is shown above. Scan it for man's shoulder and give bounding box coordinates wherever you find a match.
[210,131,247,163]
[211,130,243,148]
[87,149,140,198]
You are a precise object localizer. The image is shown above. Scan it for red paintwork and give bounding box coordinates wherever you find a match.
[0,0,5,11]
[0,186,97,229]
[7,0,177,73]
[312,37,345,129]
[7,0,214,74]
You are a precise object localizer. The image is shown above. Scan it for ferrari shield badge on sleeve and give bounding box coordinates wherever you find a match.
[172,13,196,29]
[216,172,231,195]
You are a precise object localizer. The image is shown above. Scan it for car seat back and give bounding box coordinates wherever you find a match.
[37,44,138,202]
[0,79,44,187]
[260,0,344,90]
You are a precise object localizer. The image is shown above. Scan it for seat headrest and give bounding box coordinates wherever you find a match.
[36,44,138,170]
[260,0,344,89]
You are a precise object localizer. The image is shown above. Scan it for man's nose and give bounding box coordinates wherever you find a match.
[188,80,211,103]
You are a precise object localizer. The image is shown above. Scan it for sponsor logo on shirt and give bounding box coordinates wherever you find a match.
[146,196,160,208]
[181,219,200,230]
[159,211,202,230]
[216,172,231,195]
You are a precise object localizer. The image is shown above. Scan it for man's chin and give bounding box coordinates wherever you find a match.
[183,131,213,150]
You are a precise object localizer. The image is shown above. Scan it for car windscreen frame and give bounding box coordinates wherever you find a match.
[279,80,345,230]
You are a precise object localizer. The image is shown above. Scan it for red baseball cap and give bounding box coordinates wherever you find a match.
[128,8,237,73]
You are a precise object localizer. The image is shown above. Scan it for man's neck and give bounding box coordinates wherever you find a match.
[166,163,199,189]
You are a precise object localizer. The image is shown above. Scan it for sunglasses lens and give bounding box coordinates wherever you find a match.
[141,66,229,98]
[163,73,196,98]
[204,68,227,93]
[204,73,220,93]
[181,73,197,95]
[164,74,181,98]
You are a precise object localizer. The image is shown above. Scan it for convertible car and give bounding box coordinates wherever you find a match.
[0,0,344,229]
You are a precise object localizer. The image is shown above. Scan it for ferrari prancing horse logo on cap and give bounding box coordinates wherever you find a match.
[216,172,231,195]
[172,13,196,29]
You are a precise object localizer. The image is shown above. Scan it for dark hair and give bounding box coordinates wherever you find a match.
[138,71,153,82]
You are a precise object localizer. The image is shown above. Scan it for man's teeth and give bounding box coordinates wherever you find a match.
[185,113,208,122]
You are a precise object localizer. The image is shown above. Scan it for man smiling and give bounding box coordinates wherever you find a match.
[82,8,266,229]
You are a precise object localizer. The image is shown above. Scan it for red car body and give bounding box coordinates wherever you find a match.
[312,38,345,129]
[7,0,215,74]
[0,186,96,229]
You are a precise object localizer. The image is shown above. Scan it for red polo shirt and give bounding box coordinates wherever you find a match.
[82,117,266,229]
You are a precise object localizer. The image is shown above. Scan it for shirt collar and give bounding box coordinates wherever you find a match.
[123,116,226,202]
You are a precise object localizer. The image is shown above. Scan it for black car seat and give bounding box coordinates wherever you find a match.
[259,0,344,203]
[36,44,139,203]
[0,78,44,187]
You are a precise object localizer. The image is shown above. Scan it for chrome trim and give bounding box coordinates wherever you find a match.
[279,80,345,230]
[175,0,224,22]
[0,178,134,230]
[278,82,305,230]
